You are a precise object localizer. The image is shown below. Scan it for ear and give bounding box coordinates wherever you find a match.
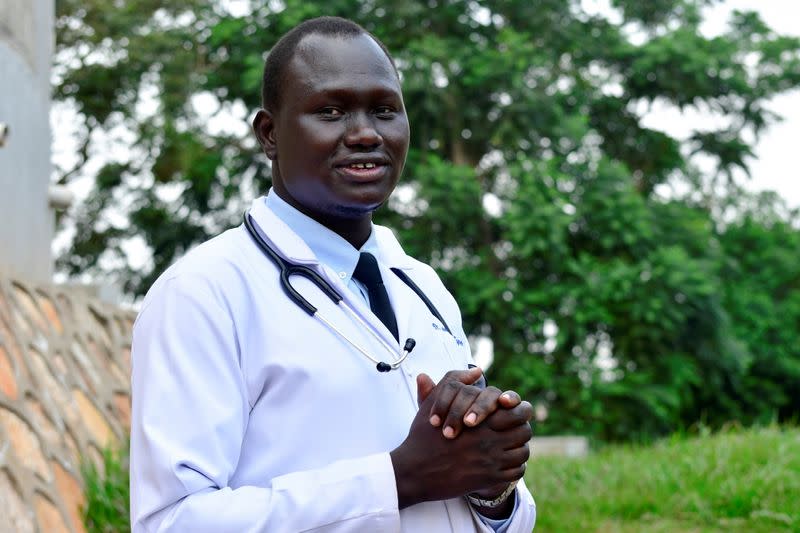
[253,109,278,160]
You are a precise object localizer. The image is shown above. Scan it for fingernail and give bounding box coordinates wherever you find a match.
[443,426,455,438]
[430,415,441,426]
[501,393,511,400]
[465,412,477,425]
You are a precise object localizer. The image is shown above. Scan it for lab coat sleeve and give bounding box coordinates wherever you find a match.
[130,274,401,533]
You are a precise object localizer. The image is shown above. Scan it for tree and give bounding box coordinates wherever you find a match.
[717,192,800,424]
[54,0,800,439]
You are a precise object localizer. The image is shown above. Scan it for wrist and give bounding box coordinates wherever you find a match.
[471,494,515,520]
[467,481,517,513]
[390,447,421,510]
[472,481,512,500]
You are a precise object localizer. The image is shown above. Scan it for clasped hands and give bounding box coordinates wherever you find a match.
[390,367,533,512]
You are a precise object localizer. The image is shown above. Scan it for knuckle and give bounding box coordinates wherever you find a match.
[522,447,531,462]
[522,423,533,440]
[447,404,467,419]
[432,397,450,414]
[473,398,493,413]
[443,369,467,382]
[446,380,463,391]
[504,466,525,482]
[516,443,531,461]
[472,404,493,418]
[462,385,481,398]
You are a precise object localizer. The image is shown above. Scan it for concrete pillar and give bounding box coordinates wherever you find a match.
[0,0,55,283]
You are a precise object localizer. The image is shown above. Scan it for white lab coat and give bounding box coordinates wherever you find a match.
[130,197,536,532]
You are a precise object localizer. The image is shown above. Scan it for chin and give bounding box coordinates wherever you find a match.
[329,201,384,219]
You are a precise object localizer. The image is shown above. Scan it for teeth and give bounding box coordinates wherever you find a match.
[349,163,377,169]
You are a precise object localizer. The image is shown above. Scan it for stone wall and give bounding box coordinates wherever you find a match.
[0,276,134,533]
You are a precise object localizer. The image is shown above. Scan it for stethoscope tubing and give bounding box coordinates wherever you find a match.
[244,212,414,371]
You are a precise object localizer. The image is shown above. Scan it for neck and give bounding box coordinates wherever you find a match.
[272,187,373,249]
[312,212,373,249]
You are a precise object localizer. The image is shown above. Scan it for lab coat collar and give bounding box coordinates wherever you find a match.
[265,190,361,279]
[247,195,417,271]
[247,196,319,266]
[373,226,416,271]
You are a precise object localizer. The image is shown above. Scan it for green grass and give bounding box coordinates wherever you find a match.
[525,426,800,533]
[82,446,131,533]
[80,428,799,532]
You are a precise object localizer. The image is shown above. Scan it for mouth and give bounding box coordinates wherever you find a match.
[335,160,390,181]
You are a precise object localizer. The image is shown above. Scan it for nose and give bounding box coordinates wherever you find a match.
[343,112,382,148]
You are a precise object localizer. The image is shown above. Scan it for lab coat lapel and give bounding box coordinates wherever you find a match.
[373,225,419,354]
[382,265,412,352]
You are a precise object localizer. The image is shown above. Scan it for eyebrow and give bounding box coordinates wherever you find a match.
[302,85,404,105]
[308,82,402,96]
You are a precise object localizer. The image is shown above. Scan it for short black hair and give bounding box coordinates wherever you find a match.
[260,16,398,112]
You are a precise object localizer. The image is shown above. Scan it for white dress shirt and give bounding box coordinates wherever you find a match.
[130,192,536,532]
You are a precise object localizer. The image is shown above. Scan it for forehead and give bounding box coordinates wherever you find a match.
[283,33,401,99]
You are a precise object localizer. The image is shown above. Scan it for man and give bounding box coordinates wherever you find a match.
[130,16,536,532]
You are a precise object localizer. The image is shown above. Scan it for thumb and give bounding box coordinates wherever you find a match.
[498,390,522,409]
[442,366,484,387]
[460,366,484,385]
[416,373,436,407]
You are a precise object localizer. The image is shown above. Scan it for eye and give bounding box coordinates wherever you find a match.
[374,106,397,118]
[317,107,344,119]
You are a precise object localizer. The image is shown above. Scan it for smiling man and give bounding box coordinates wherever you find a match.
[130,16,536,532]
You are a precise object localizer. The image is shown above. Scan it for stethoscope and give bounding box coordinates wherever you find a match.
[243,212,453,373]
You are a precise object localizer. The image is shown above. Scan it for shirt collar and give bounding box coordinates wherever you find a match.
[246,189,416,273]
[264,189,381,282]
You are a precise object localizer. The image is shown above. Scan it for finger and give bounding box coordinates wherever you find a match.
[497,390,522,409]
[428,368,483,426]
[469,366,488,389]
[462,387,503,427]
[499,461,528,483]
[429,378,467,427]
[486,401,534,432]
[444,367,484,386]
[499,443,531,469]
[502,423,533,450]
[486,422,532,452]
[416,373,436,407]
[441,386,483,439]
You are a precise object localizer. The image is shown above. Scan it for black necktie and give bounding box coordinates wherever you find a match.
[352,252,399,341]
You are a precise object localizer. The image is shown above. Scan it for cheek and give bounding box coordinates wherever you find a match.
[384,122,410,153]
[294,119,341,152]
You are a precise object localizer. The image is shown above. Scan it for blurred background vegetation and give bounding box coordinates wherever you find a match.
[53,0,800,445]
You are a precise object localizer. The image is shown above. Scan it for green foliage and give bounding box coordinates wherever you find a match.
[526,426,800,532]
[54,1,800,440]
[81,446,131,533]
[718,196,800,424]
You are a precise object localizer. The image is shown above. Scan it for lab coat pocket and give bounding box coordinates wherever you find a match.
[416,322,471,384]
